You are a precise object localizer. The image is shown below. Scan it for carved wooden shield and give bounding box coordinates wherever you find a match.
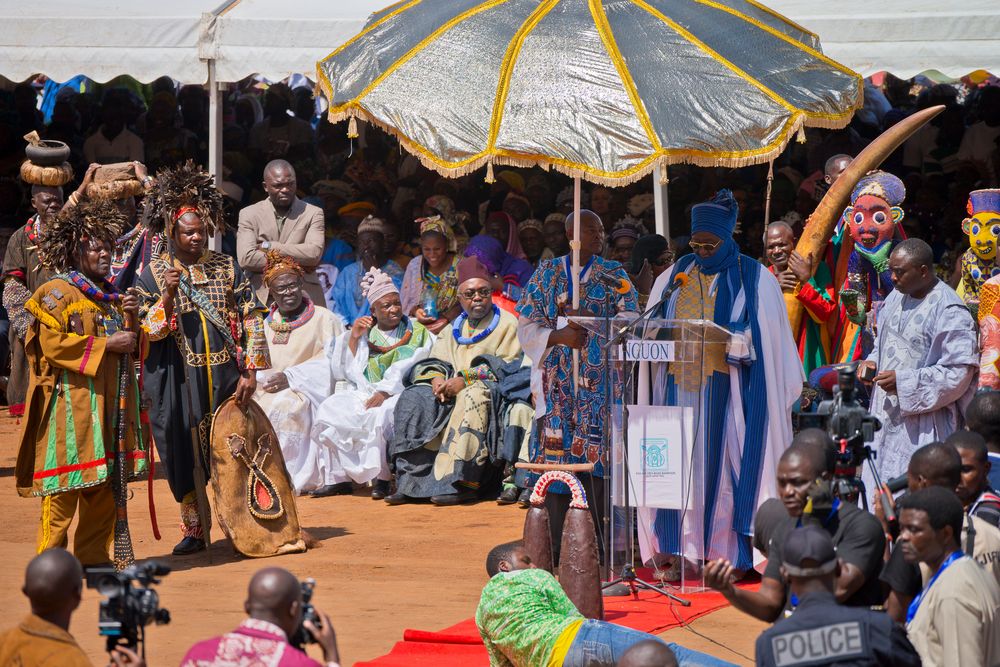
[209,397,306,557]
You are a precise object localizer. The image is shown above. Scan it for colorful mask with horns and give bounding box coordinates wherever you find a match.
[960,189,1000,308]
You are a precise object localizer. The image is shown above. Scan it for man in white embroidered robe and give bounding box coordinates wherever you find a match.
[858,239,978,496]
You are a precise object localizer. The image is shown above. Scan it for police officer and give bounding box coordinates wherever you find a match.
[755,525,920,667]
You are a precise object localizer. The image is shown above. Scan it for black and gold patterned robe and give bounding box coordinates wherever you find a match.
[136,251,270,502]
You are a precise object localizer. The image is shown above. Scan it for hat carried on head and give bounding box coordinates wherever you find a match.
[518,218,544,234]
[360,266,398,306]
[495,170,524,193]
[457,255,492,285]
[851,170,905,207]
[338,201,377,218]
[556,186,590,208]
[691,189,739,239]
[610,216,648,242]
[313,179,356,201]
[263,250,304,285]
[424,195,455,220]
[357,215,385,236]
[782,524,838,577]
[968,189,1000,216]
[544,212,565,226]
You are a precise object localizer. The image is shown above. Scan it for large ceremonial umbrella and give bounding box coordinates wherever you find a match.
[316,0,862,324]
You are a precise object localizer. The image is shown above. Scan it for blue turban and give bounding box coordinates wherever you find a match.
[691,190,738,239]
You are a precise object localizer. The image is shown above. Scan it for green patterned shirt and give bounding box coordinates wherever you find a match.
[475,568,583,667]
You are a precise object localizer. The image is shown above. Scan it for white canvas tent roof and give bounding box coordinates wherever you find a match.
[0,0,388,85]
[763,0,1000,79]
[0,1,996,86]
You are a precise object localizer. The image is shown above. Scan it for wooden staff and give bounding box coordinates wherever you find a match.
[111,290,138,571]
[783,105,945,334]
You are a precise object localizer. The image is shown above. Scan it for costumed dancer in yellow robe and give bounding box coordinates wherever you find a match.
[15,199,148,566]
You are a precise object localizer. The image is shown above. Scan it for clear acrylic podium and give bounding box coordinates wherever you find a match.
[568,313,734,593]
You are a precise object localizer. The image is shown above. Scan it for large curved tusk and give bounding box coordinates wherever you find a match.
[784,105,945,335]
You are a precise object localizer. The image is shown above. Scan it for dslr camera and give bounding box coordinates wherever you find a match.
[85,561,171,654]
[290,577,321,650]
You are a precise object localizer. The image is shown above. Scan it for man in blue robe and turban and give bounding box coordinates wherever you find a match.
[638,190,803,577]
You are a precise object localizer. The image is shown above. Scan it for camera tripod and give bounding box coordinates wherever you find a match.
[602,562,691,605]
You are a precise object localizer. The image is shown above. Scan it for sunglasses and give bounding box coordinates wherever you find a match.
[460,288,493,299]
[688,240,722,252]
[650,253,673,267]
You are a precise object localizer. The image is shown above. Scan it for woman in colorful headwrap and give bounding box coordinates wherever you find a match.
[425,194,469,252]
[484,211,528,260]
[464,234,535,313]
[517,218,554,267]
[400,216,461,335]
[282,266,433,499]
[255,251,344,494]
[640,189,803,576]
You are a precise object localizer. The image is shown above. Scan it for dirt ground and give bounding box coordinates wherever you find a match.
[0,414,764,665]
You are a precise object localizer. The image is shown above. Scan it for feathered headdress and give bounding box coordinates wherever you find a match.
[142,160,225,237]
[37,199,128,272]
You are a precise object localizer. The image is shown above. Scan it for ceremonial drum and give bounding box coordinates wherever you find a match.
[209,397,306,557]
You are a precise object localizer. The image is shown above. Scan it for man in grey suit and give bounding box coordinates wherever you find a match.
[237,159,327,306]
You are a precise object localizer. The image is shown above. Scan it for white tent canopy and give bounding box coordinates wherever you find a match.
[0,0,389,85]
[1,1,997,86]
[764,0,1000,79]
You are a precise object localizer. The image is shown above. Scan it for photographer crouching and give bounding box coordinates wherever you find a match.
[181,567,341,667]
[0,549,144,667]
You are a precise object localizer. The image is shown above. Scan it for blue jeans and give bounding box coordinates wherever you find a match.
[562,620,736,667]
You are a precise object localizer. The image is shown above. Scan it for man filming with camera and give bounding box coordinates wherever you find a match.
[0,549,144,667]
[856,238,978,500]
[705,437,885,622]
[181,567,341,667]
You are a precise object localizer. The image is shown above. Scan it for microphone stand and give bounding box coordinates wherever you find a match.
[601,272,690,606]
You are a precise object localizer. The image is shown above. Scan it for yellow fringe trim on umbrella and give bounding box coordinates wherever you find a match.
[326,100,855,188]
[347,116,358,139]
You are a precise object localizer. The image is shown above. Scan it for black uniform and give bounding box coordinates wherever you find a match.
[755,591,921,667]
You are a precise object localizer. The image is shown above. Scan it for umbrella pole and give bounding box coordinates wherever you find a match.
[572,177,581,388]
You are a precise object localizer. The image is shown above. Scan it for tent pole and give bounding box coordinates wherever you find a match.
[653,164,670,242]
[572,176,581,387]
[207,59,223,251]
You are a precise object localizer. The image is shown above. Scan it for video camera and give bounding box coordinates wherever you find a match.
[85,561,171,655]
[813,363,884,505]
[289,577,320,650]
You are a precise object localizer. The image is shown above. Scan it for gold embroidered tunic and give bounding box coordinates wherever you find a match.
[135,251,269,503]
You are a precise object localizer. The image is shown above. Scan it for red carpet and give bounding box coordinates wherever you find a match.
[355,573,756,667]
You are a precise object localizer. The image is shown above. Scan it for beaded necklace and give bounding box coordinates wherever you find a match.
[452,304,501,345]
[267,297,315,345]
[63,271,121,303]
[368,318,412,354]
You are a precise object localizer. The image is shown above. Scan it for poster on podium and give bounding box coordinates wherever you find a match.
[624,405,694,510]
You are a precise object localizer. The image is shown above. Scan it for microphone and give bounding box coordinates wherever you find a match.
[594,271,632,294]
[607,271,688,347]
